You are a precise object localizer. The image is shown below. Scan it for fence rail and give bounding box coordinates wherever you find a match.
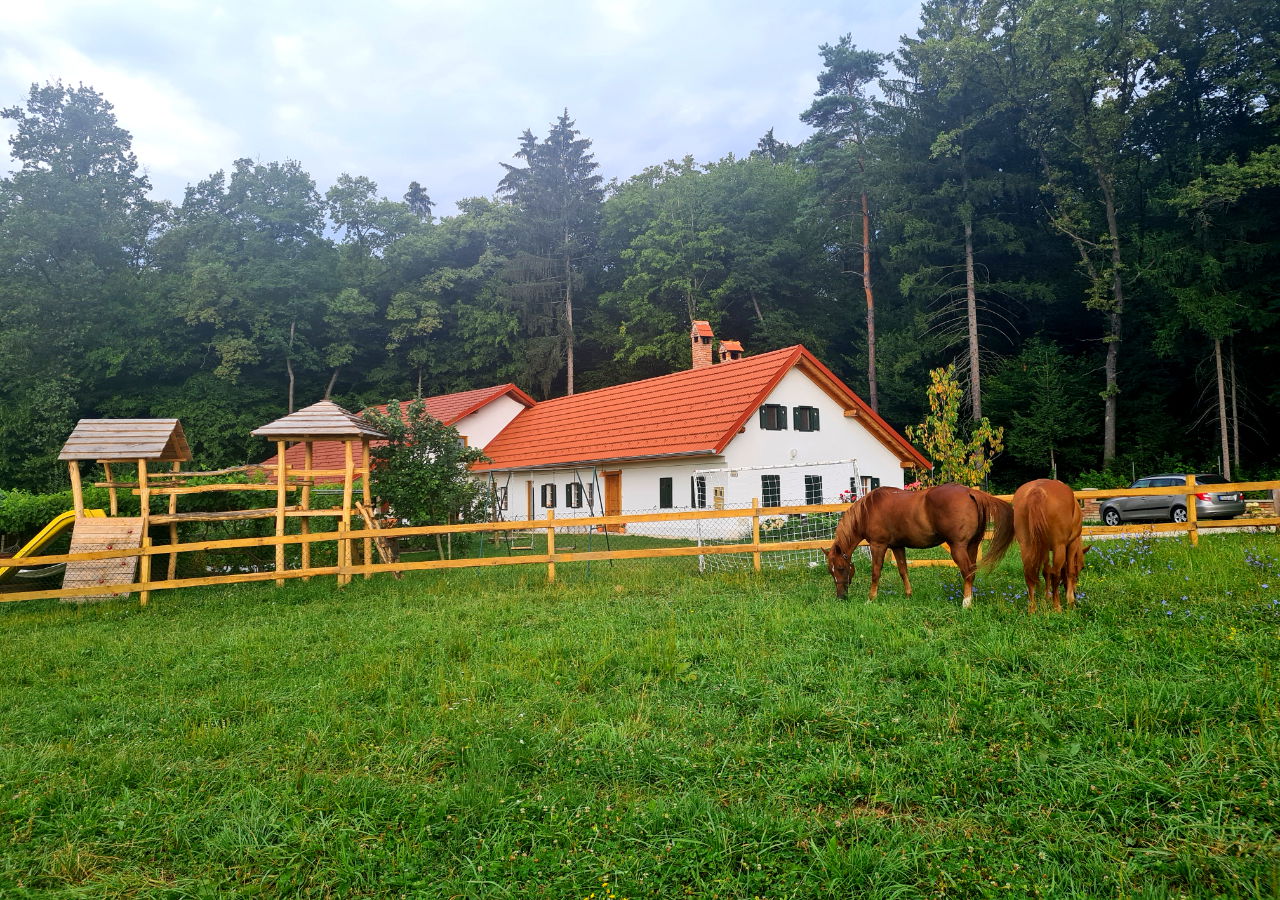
[2,481,1277,606]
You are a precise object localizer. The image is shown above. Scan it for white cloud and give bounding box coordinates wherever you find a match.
[2,0,922,213]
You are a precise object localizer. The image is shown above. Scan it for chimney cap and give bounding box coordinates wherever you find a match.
[720,340,743,352]
[691,320,713,338]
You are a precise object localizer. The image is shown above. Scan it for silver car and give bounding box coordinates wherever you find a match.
[1099,473,1245,526]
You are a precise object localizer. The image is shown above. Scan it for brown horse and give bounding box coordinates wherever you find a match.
[824,484,1014,607]
[1012,478,1086,613]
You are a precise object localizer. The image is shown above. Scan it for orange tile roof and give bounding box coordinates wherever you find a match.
[474,346,930,471]
[691,320,713,337]
[260,384,534,479]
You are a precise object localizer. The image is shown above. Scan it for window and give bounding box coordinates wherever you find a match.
[758,404,788,430]
[584,483,594,509]
[859,475,881,496]
[566,482,584,508]
[659,477,674,509]
[495,485,509,510]
[540,483,557,508]
[762,474,781,508]
[793,406,820,432]
[805,475,823,505]
[690,475,707,509]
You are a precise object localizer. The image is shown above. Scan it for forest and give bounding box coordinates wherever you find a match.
[0,0,1276,493]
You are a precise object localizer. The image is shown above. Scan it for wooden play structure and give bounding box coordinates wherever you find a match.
[50,401,387,602]
[250,400,387,587]
[59,418,192,600]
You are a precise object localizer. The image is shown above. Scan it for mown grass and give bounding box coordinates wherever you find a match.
[1,533,1277,898]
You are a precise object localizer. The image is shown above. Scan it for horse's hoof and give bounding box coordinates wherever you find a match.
[962,597,973,609]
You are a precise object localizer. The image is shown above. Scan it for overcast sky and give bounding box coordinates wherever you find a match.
[2,0,922,215]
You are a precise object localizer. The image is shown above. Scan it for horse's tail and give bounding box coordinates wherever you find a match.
[973,489,1015,570]
[1019,483,1052,576]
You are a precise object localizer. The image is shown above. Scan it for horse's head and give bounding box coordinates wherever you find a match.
[824,544,853,600]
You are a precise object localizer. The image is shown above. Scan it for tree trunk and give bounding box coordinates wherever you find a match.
[964,215,981,421]
[286,320,297,413]
[1214,338,1230,480]
[750,291,765,325]
[563,244,575,396]
[861,190,878,413]
[1230,338,1240,473]
[1097,169,1125,465]
[324,367,340,400]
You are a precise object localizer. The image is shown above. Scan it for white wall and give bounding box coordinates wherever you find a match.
[720,368,907,502]
[458,395,528,450]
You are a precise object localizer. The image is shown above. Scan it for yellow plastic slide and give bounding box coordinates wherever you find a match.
[0,509,106,584]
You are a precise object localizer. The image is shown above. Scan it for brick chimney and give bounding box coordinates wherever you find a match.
[691,320,714,369]
[718,340,744,363]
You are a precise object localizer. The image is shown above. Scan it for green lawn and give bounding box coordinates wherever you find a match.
[1,532,1277,898]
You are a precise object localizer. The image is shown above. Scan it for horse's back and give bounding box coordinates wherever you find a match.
[1014,479,1081,544]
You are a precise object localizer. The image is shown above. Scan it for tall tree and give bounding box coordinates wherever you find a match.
[0,82,161,487]
[498,110,603,396]
[999,0,1155,465]
[802,37,889,411]
[887,0,1045,420]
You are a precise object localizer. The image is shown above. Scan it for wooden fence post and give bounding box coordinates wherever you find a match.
[139,534,152,606]
[337,518,350,586]
[1185,474,1199,547]
[546,509,556,584]
[751,497,762,573]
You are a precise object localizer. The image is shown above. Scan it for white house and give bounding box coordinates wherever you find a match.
[261,326,929,536]
[471,323,929,532]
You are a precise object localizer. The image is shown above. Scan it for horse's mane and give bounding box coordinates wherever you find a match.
[833,487,903,553]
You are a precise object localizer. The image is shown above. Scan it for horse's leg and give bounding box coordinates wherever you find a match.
[1047,543,1067,612]
[1021,547,1040,615]
[1065,538,1082,610]
[868,544,888,602]
[891,547,912,597]
[948,541,977,608]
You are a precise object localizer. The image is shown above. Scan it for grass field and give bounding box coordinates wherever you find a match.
[1,532,1278,898]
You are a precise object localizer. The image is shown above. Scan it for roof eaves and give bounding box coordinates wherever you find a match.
[473,449,719,472]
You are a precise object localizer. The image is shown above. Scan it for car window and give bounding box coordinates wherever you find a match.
[1195,474,1227,485]
[1156,478,1182,488]
[1131,479,1150,489]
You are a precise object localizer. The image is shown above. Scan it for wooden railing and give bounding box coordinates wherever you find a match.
[2,480,1276,606]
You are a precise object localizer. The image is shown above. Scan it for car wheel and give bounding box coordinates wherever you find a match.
[1171,505,1187,524]
[1103,508,1121,527]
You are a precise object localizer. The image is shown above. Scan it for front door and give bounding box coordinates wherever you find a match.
[603,471,623,533]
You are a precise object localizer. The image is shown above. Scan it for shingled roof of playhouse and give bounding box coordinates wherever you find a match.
[473,345,930,472]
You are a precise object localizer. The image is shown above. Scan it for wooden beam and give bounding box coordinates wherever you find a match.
[301,442,313,579]
[275,440,288,587]
[69,461,84,516]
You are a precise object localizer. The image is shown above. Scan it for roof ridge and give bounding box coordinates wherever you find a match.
[532,345,803,407]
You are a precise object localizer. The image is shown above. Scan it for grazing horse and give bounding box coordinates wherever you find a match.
[1012,478,1086,613]
[824,484,1014,608]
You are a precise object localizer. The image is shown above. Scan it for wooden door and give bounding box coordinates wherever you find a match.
[603,471,623,533]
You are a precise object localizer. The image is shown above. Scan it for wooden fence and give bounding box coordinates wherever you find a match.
[3,479,1277,606]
